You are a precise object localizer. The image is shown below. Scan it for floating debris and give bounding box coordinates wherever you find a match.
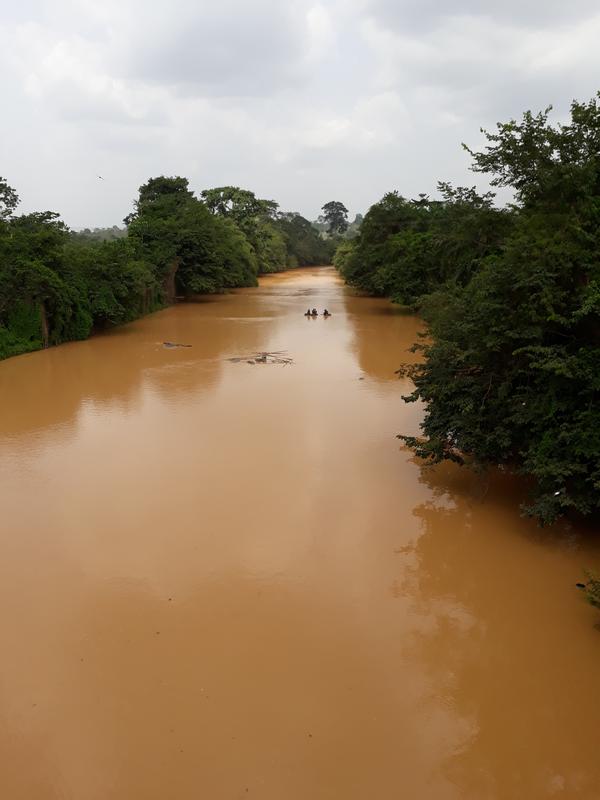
[227,350,293,366]
[163,341,192,349]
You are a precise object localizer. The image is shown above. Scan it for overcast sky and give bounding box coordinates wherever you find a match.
[2,1,600,228]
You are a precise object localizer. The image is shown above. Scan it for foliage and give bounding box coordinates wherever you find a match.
[277,212,333,266]
[126,177,259,296]
[332,240,354,273]
[338,188,511,305]
[313,212,361,240]
[393,94,600,524]
[63,239,156,328]
[320,200,349,235]
[202,186,337,273]
[251,219,287,274]
[201,186,278,222]
[0,301,43,359]
[332,93,600,524]
[71,226,127,242]
[0,174,334,363]
[0,176,19,220]
[201,185,287,274]
[212,217,259,288]
[583,572,600,609]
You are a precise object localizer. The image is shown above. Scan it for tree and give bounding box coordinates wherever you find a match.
[0,177,19,219]
[321,201,349,235]
[336,188,511,304]
[126,176,261,298]
[201,186,278,223]
[201,186,284,274]
[1,175,329,362]
[400,94,600,523]
[276,212,333,266]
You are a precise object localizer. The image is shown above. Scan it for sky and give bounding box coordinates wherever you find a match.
[2,0,600,228]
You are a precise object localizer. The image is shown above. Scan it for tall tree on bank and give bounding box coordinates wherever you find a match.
[0,182,90,355]
[276,212,334,267]
[321,201,349,236]
[200,186,278,223]
[201,186,286,274]
[400,95,600,524]
[0,177,19,219]
[336,187,511,304]
[127,177,258,298]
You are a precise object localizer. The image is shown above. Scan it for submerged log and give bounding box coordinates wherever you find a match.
[227,350,293,365]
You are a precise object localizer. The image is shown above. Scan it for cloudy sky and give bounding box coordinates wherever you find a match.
[2,0,600,228]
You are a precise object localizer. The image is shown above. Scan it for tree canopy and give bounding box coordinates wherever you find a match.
[336,92,600,525]
[321,201,349,235]
[0,176,332,362]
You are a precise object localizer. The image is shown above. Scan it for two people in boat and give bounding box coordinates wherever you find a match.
[304,308,331,317]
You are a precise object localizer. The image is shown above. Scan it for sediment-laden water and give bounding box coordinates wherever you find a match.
[0,267,599,799]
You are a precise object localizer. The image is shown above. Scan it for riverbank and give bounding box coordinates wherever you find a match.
[0,264,334,363]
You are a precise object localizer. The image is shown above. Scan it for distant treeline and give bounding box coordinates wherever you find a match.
[0,178,335,361]
[71,226,127,242]
[336,93,600,526]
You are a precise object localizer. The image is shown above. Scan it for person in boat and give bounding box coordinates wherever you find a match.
[311,308,318,316]
[323,309,331,317]
[304,309,311,316]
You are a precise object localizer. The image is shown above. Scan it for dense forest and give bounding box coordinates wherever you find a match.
[336,93,600,543]
[0,177,334,361]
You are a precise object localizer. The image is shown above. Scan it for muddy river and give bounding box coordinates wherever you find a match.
[0,266,599,799]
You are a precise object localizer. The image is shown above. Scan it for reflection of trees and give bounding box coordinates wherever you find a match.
[398,460,600,798]
[0,297,271,443]
[341,290,423,381]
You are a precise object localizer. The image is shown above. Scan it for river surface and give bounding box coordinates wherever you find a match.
[0,266,599,799]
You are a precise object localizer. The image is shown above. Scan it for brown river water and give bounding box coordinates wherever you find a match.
[0,266,599,799]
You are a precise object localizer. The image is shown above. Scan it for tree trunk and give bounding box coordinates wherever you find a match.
[40,301,49,348]
[164,258,180,304]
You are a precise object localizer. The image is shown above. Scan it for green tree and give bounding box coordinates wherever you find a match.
[127,176,261,297]
[320,200,349,235]
[337,188,510,304]
[277,212,334,266]
[582,572,600,609]
[401,94,600,523]
[0,176,19,219]
[201,185,285,274]
[201,186,278,223]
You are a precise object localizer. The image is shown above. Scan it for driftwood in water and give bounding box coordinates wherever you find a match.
[227,350,293,366]
[163,341,192,349]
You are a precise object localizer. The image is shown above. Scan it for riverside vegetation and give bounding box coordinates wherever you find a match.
[0,178,336,361]
[336,92,600,533]
[2,96,598,600]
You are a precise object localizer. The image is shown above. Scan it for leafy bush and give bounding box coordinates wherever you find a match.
[583,572,600,609]
[336,93,600,525]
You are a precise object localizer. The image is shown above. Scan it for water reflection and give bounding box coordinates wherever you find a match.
[342,290,423,382]
[399,461,600,798]
[0,299,273,444]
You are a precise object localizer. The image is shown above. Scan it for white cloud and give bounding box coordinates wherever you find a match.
[1,0,599,227]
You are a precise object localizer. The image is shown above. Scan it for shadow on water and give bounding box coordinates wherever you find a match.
[341,290,424,382]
